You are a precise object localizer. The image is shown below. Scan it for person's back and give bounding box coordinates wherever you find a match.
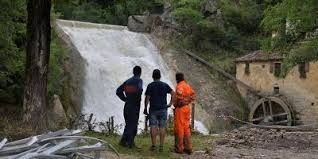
[116,66,143,148]
[144,69,174,152]
[173,72,195,155]
[123,76,143,105]
[175,80,195,106]
[147,81,171,112]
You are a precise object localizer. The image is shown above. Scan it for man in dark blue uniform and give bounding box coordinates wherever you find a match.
[144,69,174,152]
[116,66,143,148]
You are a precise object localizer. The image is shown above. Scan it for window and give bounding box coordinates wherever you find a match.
[298,62,309,78]
[273,62,281,77]
[244,62,250,75]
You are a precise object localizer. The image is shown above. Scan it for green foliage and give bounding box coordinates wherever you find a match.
[170,0,265,72]
[193,20,226,48]
[261,0,318,50]
[261,2,286,33]
[172,8,203,28]
[0,0,26,104]
[172,0,204,10]
[54,0,160,25]
[86,131,215,159]
[261,0,318,74]
[221,0,263,34]
[0,0,68,104]
[282,38,318,76]
[48,33,67,97]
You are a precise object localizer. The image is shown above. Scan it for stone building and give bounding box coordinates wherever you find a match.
[235,50,318,126]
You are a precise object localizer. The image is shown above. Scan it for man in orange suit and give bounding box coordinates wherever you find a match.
[173,72,195,154]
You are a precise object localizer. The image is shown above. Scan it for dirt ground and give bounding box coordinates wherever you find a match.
[211,127,318,159]
[176,127,318,159]
[100,127,318,159]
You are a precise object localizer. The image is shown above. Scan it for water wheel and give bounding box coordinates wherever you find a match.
[249,97,293,126]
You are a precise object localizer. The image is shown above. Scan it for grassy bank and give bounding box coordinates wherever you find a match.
[86,131,216,159]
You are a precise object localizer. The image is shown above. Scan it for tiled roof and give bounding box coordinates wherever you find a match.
[235,50,283,62]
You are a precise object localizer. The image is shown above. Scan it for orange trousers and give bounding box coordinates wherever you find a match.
[174,105,192,153]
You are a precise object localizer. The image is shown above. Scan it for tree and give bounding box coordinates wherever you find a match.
[23,0,51,133]
[262,0,318,49]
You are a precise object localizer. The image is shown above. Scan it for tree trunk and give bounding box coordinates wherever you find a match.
[23,0,51,133]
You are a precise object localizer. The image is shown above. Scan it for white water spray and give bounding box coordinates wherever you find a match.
[56,20,209,135]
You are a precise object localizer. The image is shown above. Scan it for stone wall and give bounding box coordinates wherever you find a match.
[236,61,318,125]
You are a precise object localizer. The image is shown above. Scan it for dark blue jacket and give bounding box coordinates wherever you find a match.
[116,76,143,106]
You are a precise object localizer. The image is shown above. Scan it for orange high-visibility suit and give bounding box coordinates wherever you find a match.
[174,81,195,153]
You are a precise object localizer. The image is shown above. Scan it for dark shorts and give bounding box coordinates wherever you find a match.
[149,110,167,128]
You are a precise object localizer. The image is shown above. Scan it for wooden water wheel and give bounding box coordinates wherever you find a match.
[249,97,294,126]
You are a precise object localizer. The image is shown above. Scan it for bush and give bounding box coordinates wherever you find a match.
[282,38,318,76]
[172,0,203,10]
[0,0,26,104]
[54,0,161,25]
[261,0,318,50]
[172,7,203,29]
[48,32,67,97]
[221,0,263,34]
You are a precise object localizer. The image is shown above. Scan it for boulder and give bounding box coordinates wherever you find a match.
[128,15,151,33]
[48,95,68,130]
[52,95,67,118]
[202,0,219,15]
[127,15,163,33]
[202,0,225,29]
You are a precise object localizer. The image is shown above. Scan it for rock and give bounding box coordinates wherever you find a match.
[216,139,229,145]
[237,139,246,144]
[202,0,219,14]
[127,15,162,33]
[128,15,150,32]
[237,134,244,139]
[194,150,206,154]
[52,95,67,118]
[48,95,68,130]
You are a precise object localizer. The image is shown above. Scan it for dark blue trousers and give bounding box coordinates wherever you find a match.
[120,103,140,147]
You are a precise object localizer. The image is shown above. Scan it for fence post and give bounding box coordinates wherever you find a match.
[144,115,149,133]
[110,116,114,134]
[191,103,195,130]
[88,113,94,131]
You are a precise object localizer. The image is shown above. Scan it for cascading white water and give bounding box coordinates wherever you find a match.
[56,20,208,135]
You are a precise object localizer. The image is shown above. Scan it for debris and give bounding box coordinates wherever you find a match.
[0,138,7,150]
[225,115,317,131]
[217,127,318,151]
[0,129,118,159]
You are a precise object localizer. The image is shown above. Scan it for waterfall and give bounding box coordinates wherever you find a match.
[56,20,208,135]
